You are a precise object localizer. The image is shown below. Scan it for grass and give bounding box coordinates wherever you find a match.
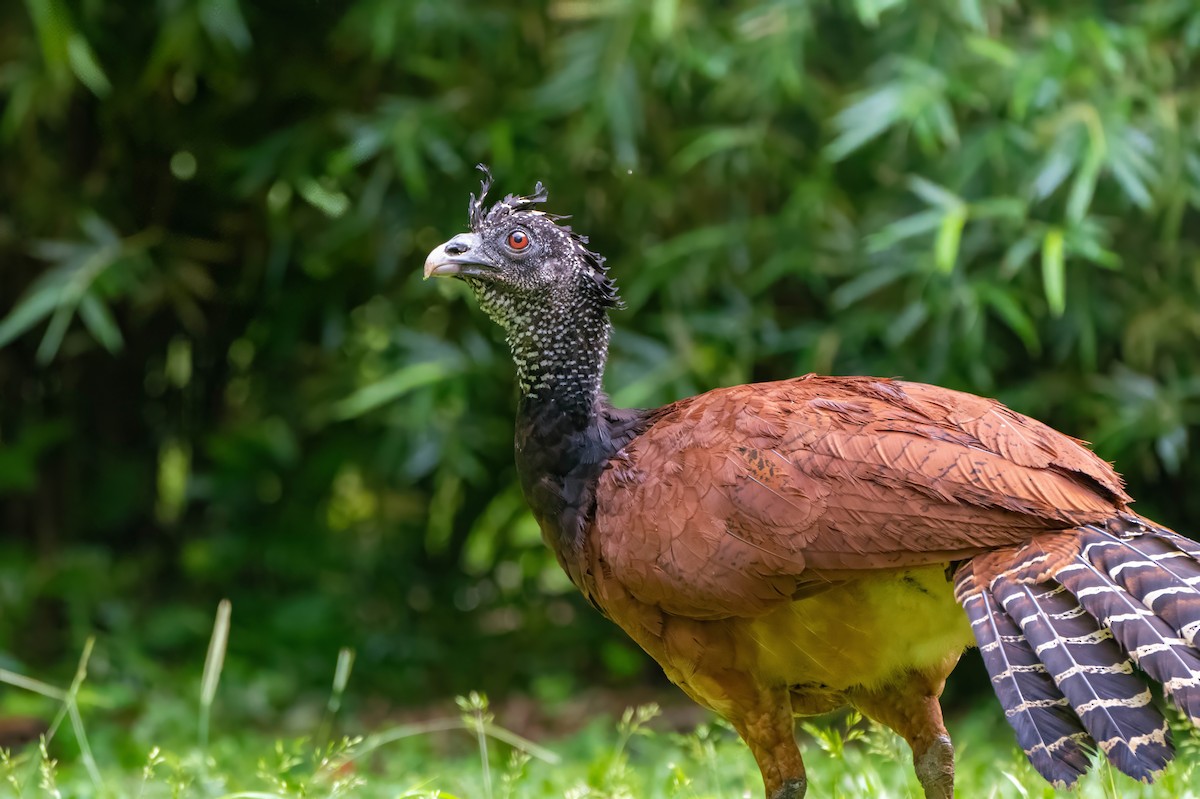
[2,604,1200,798]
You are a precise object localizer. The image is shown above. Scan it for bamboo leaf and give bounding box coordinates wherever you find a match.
[884,301,928,346]
[1032,150,1073,200]
[852,0,904,28]
[968,197,1025,220]
[0,285,60,348]
[78,293,124,354]
[1041,227,1066,317]
[934,206,967,273]
[908,176,962,209]
[1001,234,1040,277]
[332,360,463,420]
[199,0,252,51]
[297,177,350,218]
[867,209,943,252]
[957,0,986,30]
[65,33,111,97]
[1108,134,1155,209]
[977,284,1040,354]
[1066,143,1102,223]
[79,212,120,246]
[825,85,904,161]
[672,126,760,172]
[830,262,917,309]
[965,36,1015,67]
[36,302,76,365]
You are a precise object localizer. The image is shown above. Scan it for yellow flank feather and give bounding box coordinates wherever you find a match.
[747,566,973,691]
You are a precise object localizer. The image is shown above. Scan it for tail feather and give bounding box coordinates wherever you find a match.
[990,575,1173,782]
[1058,537,1200,725]
[960,585,1093,785]
[1152,527,1200,560]
[958,520,1200,784]
[1080,523,1200,650]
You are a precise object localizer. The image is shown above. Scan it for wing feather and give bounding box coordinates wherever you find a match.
[596,375,1126,617]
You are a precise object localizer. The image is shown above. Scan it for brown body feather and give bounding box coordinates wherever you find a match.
[591,375,1124,618]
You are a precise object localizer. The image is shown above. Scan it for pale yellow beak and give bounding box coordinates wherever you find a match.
[423,232,494,279]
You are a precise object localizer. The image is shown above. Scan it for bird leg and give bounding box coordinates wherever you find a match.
[722,683,807,799]
[657,616,806,798]
[850,678,954,799]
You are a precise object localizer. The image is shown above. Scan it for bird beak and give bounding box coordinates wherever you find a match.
[423,233,496,279]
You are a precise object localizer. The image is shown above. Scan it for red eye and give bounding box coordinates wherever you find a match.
[507,230,530,250]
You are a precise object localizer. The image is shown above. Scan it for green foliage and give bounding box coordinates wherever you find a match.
[1,0,1199,712]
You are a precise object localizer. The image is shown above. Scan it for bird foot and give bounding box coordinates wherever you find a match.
[915,734,955,799]
[770,777,807,799]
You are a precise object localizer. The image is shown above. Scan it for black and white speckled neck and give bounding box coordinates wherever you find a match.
[470,273,610,420]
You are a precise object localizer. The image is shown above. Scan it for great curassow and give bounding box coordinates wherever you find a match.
[423,168,1200,798]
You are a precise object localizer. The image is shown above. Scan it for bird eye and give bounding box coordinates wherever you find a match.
[507,230,530,250]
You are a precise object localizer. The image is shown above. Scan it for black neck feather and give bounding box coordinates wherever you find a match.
[514,392,651,585]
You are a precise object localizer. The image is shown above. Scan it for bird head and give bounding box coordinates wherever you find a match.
[423,166,620,331]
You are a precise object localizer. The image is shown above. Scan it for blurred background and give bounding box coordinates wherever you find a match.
[1,0,1199,730]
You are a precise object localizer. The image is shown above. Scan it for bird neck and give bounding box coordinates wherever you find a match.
[493,286,637,568]
[512,357,651,583]
[478,283,611,424]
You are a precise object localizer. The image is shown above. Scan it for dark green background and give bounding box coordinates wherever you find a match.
[2,0,1199,714]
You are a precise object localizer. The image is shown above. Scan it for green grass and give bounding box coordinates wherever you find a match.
[4,611,1200,798]
[9,692,1200,799]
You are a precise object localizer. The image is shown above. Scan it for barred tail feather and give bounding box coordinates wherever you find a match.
[957,520,1200,783]
[1153,527,1200,560]
[959,586,1093,785]
[990,575,1173,782]
[1057,536,1200,725]
[1079,522,1200,652]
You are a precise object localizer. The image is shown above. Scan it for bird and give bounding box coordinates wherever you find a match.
[422,167,1200,798]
